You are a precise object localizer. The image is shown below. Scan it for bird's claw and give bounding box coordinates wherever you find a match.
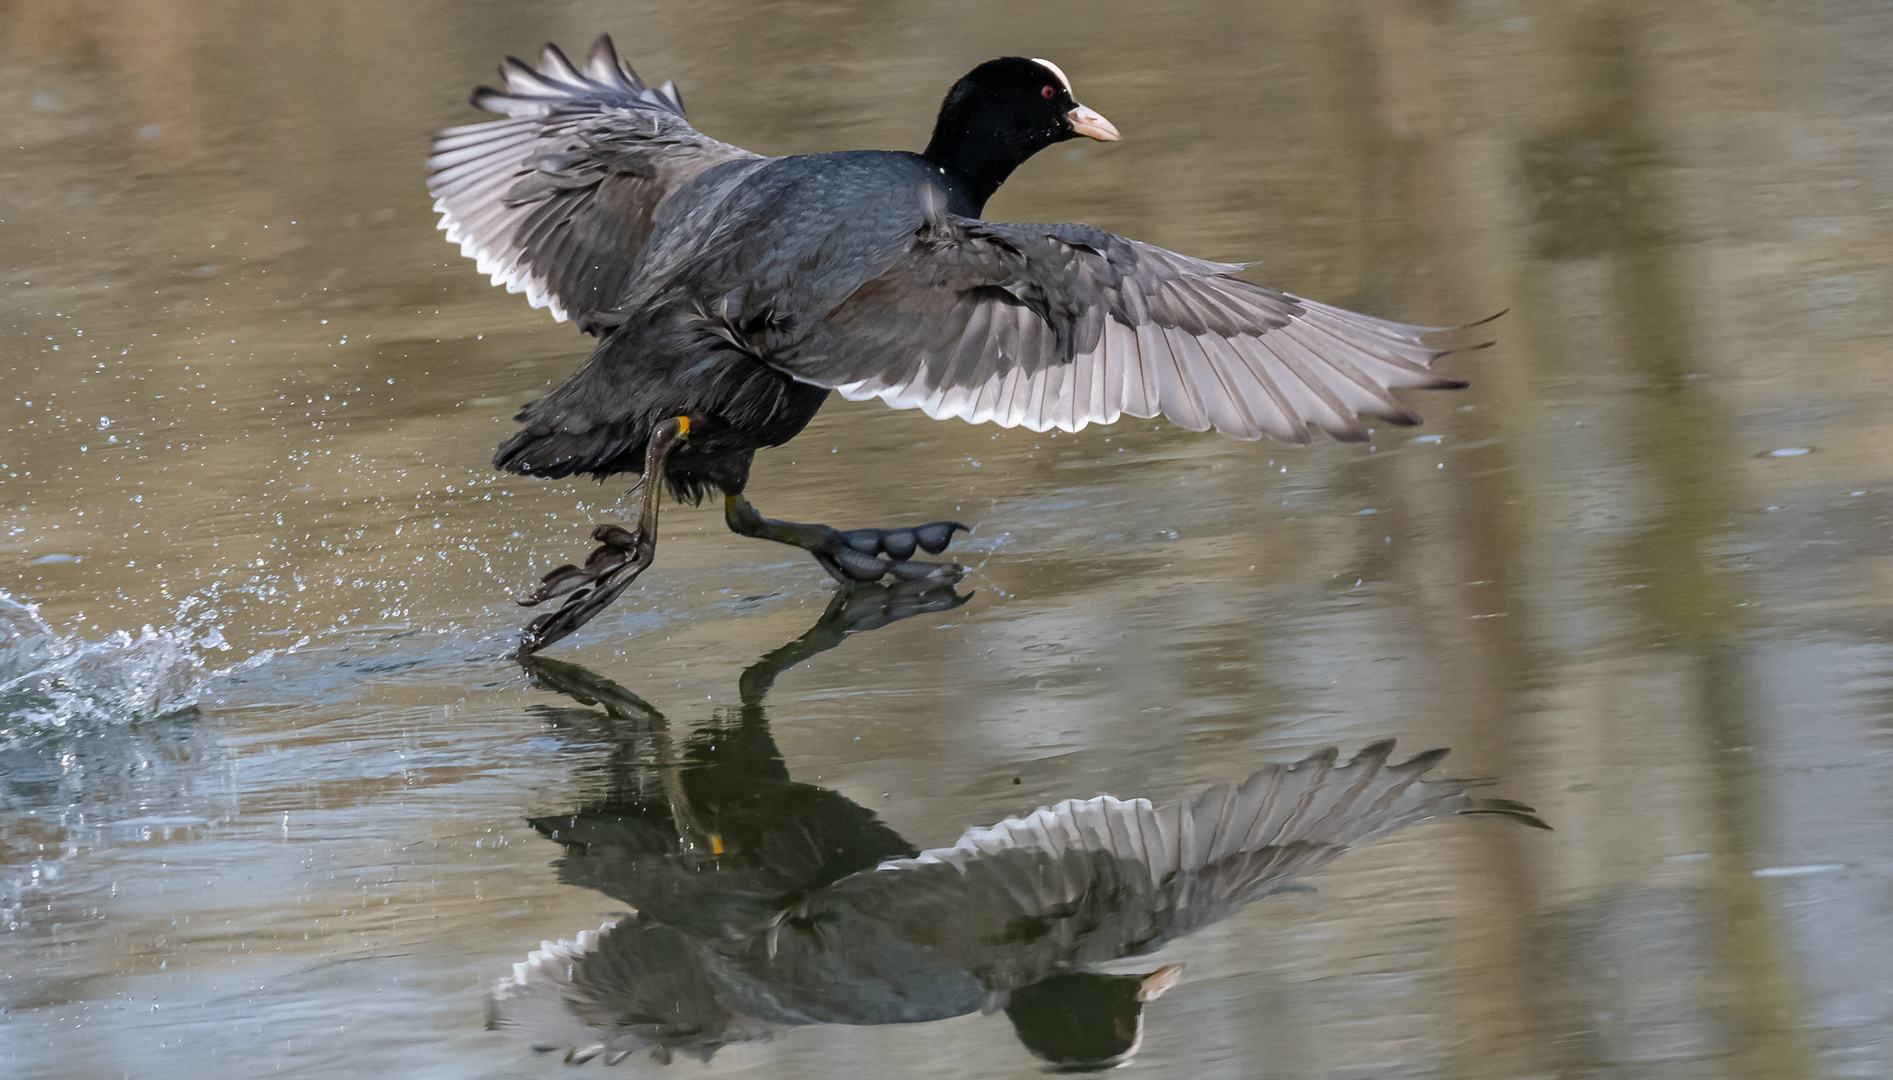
[515,522,658,656]
[518,525,647,607]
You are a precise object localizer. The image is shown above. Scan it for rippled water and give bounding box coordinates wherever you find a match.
[5,1,1893,1077]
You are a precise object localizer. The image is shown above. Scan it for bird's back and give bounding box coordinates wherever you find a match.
[625,150,944,333]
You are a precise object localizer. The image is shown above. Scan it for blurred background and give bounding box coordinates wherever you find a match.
[3,0,1891,1076]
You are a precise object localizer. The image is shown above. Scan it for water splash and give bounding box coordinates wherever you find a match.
[0,592,283,740]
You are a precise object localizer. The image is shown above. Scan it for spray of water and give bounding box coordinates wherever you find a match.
[0,592,286,740]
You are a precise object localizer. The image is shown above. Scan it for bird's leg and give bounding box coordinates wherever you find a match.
[722,494,968,585]
[514,416,690,656]
[737,578,972,706]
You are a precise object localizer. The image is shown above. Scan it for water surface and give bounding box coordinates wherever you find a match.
[4,1,1893,1077]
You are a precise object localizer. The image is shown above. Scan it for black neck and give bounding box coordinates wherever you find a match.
[921,129,1039,218]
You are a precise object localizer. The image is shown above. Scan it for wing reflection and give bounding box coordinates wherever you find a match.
[493,580,1546,1069]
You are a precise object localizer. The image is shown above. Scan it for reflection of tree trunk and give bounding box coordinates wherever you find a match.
[1519,3,1814,1077]
[115,0,204,165]
[1355,2,1550,1076]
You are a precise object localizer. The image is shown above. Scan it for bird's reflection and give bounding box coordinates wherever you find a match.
[494,580,1546,1069]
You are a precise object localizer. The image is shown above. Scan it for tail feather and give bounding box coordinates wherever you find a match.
[493,420,643,480]
[490,327,657,481]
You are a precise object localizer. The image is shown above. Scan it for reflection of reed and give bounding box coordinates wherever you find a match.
[1550,8,1809,1077]
[1512,4,1814,1077]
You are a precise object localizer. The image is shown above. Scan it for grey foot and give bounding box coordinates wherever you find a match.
[724,494,969,584]
[821,521,968,583]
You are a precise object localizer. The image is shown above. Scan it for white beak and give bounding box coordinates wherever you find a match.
[1067,103,1121,142]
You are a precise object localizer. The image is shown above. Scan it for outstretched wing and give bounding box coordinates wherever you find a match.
[775,193,1475,443]
[487,917,752,1066]
[807,741,1543,988]
[427,35,762,334]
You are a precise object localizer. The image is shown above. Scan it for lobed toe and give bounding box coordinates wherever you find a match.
[831,545,893,581]
[913,521,966,555]
[840,528,884,556]
[881,529,918,560]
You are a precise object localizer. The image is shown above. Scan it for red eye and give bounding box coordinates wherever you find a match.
[1041,85,1056,100]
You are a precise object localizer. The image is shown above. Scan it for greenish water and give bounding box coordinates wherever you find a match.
[4,1,1892,1076]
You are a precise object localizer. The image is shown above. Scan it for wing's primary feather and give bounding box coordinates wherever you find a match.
[427,35,762,334]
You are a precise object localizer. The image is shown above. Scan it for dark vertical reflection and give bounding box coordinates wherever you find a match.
[1353,2,1553,1074]
[1522,4,1813,1076]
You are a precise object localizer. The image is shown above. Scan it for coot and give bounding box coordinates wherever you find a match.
[428,37,1479,654]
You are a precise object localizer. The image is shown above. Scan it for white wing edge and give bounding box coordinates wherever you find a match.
[872,743,1464,888]
[877,794,1175,888]
[486,918,624,1062]
[428,117,573,324]
[425,39,691,326]
[492,917,620,1002]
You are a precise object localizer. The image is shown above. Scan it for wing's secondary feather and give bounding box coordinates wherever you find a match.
[772,198,1469,444]
[803,742,1536,983]
[881,741,1467,888]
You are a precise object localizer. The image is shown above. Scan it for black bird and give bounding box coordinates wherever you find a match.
[428,38,1479,653]
[490,581,1547,1068]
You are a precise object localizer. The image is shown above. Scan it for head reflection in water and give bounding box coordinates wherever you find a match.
[1003,966,1183,1071]
[491,580,1547,1069]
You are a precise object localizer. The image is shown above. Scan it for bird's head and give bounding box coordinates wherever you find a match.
[923,56,1118,214]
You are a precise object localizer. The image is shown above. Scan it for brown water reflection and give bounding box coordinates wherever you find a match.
[4,1,1892,1077]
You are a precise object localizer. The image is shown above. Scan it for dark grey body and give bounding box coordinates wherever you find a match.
[494,150,962,500]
